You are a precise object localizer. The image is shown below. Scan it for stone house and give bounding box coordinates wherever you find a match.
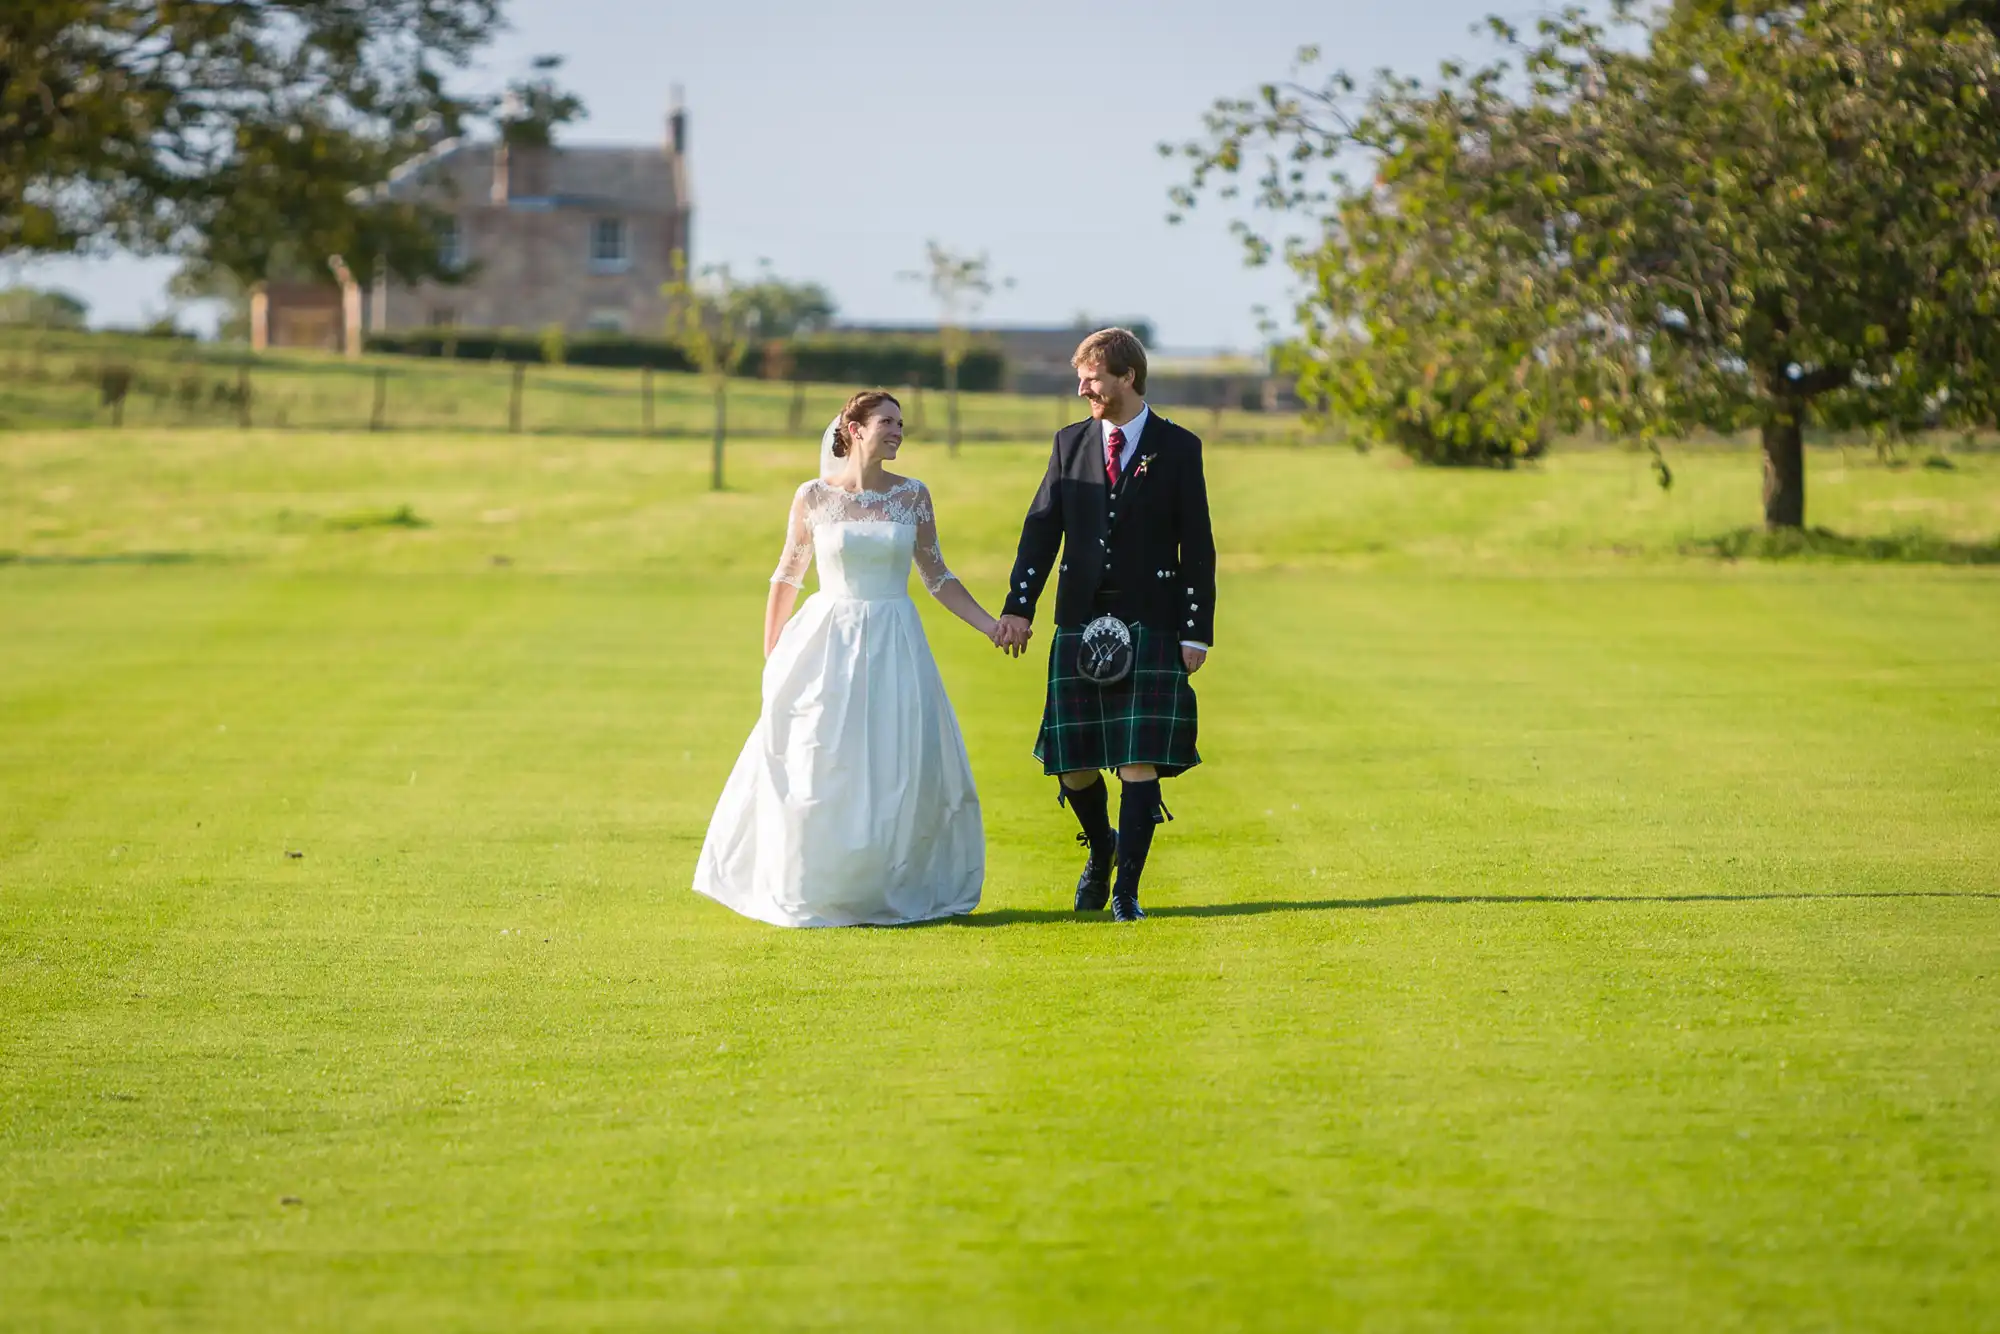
[251,107,692,350]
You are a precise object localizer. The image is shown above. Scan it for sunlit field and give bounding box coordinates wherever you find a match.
[3,427,1995,1330]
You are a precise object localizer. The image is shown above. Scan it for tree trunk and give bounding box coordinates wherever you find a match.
[711,378,727,491]
[944,357,961,457]
[1761,401,1806,529]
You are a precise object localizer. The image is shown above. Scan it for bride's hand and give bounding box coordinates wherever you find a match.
[994,614,1033,657]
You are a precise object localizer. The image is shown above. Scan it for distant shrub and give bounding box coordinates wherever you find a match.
[326,505,429,532]
[1690,526,2000,566]
[783,335,1005,393]
[366,328,1006,391]
[0,286,88,330]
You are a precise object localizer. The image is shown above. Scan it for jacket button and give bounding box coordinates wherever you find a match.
[1019,581,1028,589]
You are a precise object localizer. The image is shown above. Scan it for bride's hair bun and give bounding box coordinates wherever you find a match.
[833,389,900,458]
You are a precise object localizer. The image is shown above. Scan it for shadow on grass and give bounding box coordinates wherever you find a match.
[952,890,2000,926]
[324,504,429,531]
[1686,526,2000,566]
[0,550,222,568]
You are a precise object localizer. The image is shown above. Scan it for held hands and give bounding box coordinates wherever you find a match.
[993,614,1034,658]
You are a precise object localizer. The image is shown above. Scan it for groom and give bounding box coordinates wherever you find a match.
[995,328,1216,922]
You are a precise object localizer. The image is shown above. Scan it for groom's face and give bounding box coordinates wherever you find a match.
[1076,361,1138,420]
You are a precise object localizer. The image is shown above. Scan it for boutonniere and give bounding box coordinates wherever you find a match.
[1133,454,1157,478]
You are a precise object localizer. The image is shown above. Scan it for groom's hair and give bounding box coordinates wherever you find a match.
[1072,327,1148,394]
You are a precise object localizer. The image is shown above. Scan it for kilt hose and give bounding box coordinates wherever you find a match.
[1034,620,1201,778]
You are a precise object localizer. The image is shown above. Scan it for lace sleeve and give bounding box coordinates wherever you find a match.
[912,484,958,596]
[771,483,814,588]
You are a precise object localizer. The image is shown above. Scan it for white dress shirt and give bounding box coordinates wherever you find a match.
[1103,403,1150,474]
[1103,404,1207,655]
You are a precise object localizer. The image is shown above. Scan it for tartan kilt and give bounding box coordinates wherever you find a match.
[1035,620,1201,777]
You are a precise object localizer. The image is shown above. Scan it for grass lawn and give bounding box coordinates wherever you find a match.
[0,328,1300,445]
[2,429,1997,1330]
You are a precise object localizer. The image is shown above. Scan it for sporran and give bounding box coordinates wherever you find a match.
[1076,615,1135,687]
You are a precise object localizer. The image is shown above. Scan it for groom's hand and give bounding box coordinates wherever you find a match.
[1182,645,1208,674]
[997,614,1034,657]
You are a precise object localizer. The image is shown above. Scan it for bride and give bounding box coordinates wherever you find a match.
[692,390,1006,927]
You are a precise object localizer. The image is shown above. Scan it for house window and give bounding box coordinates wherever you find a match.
[589,217,630,273]
[585,308,629,333]
[429,306,458,328]
[437,217,466,272]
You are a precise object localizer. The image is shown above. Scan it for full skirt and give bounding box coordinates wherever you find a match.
[693,594,983,927]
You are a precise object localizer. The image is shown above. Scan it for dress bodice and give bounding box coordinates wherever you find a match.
[814,523,915,601]
[771,477,957,601]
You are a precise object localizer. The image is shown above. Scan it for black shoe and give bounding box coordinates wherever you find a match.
[1110,890,1146,922]
[1074,831,1116,912]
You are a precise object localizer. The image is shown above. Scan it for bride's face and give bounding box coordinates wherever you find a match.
[849,405,904,463]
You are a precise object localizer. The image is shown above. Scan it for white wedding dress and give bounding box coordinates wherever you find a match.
[692,476,984,927]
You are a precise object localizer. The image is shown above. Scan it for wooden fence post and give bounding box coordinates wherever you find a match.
[370,367,388,431]
[642,365,655,434]
[509,362,525,433]
[711,378,727,490]
[237,364,252,428]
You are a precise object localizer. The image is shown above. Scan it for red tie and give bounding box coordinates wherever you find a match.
[1105,426,1125,486]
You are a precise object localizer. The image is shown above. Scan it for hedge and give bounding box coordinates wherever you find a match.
[364,328,697,372]
[366,329,1005,392]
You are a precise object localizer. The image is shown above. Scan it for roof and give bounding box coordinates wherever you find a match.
[380,140,687,213]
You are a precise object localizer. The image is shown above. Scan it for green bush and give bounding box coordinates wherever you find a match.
[366,327,697,370]
[783,335,1006,393]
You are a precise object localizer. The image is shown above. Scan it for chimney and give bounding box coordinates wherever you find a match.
[492,142,549,204]
[669,86,687,157]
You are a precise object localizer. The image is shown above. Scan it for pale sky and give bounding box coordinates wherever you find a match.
[11,0,1524,350]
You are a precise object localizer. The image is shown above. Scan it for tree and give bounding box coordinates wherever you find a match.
[165,261,249,341]
[1169,1,2000,525]
[494,55,584,150]
[0,284,87,328]
[664,253,762,492]
[902,242,1009,455]
[1,3,579,290]
[739,265,838,338]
